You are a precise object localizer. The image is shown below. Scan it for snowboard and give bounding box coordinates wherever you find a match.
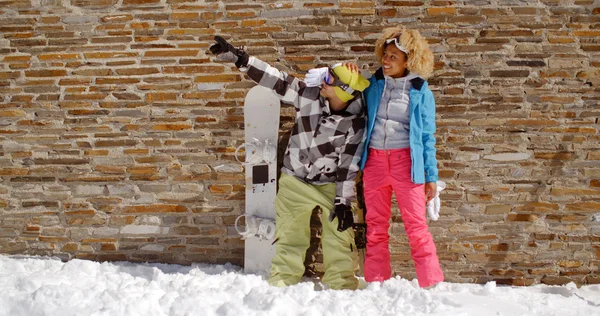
[234,85,280,274]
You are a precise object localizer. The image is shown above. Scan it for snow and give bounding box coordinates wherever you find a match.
[1,254,599,316]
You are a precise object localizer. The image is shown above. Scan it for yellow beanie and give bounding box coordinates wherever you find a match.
[330,64,370,103]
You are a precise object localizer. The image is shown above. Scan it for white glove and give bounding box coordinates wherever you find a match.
[304,67,329,87]
[426,181,446,221]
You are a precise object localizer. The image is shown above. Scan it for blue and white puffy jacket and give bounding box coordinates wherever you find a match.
[359,67,439,184]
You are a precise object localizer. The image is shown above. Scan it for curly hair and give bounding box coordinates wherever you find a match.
[375,26,434,79]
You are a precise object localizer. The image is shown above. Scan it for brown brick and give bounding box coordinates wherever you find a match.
[68,109,110,115]
[546,214,587,222]
[97,254,127,262]
[541,276,576,286]
[25,70,67,77]
[226,11,257,19]
[62,243,79,252]
[494,278,536,286]
[59,78,92,85]
[23,201,59,208]
[534,152,576,160]
[164,66,224,74]
[123,0,159,4]
[539,70,571,78]
[122,205,188,213]
[95,140,138,147]
[466,253,533,263]
[490,70,530,77]
[116,68,160,76]
[152,124,193,131]
[71,69,112,76]
[84,52,138,59]
[170,226,201,235]
[96,78,140,85]
[549,37,576,44]
[183,91,221,99]
[564,201,600,212]
[144,50,199,57]
[490,269,525,277]
[84,150,108,156]
[490,243,509,251]
[171,12,199,19]
[66,216,107,225]
[507,214,538,222]
[194,74,241,83]
[147,93,178,102]
[2,55,31,63]
[100,243,117,251]
[123,149,149,155]
[134,156,172,163]
[127,166,158,175]
[71,0,117,6]
[481,30,535,37]
[0,72,21,79]
[515,202,559,212]
[208,184,233,194]
[588,151,600,160]
[33,158,89,165]
[427,7,456,15]
[38,53,80,60]
[0,110,26,117]
[64,176,124,182]
[551,188,600,196]
[39,236,69,243]
[65,93,108,101]
[507,119,560,126]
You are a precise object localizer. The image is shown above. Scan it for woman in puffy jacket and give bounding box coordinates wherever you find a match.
[348,26,444,288]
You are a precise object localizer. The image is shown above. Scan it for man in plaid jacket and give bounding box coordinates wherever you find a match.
[210,36,369,290]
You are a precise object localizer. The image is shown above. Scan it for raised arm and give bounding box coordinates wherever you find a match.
[209,36,316,107]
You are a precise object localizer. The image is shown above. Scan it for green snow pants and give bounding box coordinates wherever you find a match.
[268,173,359,290]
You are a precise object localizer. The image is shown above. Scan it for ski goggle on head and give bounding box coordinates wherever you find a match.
[385,37,409,55]
[323,64,370,103]
[324,66,358,97]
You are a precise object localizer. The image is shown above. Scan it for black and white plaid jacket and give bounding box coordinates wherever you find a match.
[242,57,366,207]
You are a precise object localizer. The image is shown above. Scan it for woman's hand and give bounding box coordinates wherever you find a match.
[424,182,437,204]
[342,62,360,74]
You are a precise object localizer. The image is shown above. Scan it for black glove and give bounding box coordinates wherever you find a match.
[209,36,249,68]
[329,204,354,232]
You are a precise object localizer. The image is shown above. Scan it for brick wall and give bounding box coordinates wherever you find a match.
[1,0,599,286]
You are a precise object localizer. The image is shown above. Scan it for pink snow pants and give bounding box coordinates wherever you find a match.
[363,148,444,288]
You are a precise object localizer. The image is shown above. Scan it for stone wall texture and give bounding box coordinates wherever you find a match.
[1,0,599,286]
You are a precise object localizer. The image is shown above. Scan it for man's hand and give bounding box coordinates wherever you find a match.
[329,204,354,232]
[424,182,437,204]
[209,36,249,68]
[304,67,329,87]
[209,36,234,55]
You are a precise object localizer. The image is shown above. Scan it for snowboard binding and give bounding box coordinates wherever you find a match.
[235,138,277,166]
[234,214,276,241]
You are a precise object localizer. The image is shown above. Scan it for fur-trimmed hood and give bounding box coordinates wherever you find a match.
[375,26,434,79]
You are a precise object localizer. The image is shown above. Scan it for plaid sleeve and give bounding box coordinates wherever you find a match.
[334,106,366,207]
[241,57,315,108]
